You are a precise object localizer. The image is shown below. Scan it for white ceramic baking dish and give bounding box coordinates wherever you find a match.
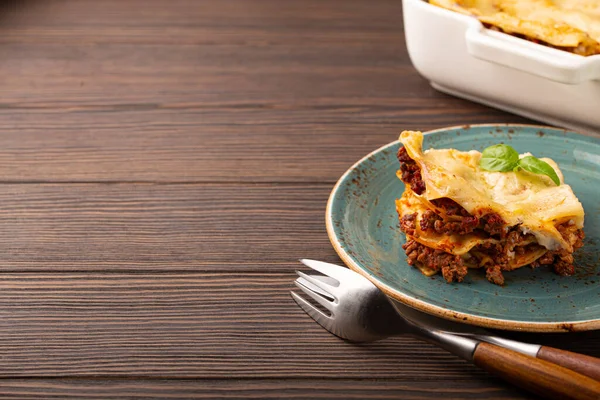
[403,0,600,135]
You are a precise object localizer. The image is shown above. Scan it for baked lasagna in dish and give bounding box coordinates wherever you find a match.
[396,131,585,285]
[430,0,600,56]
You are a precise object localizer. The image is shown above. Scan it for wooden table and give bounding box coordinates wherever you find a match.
[0,1,597,398]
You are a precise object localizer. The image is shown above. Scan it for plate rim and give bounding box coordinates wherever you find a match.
[325,123,600,333]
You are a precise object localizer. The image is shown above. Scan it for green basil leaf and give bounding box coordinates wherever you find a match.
[517,156,560,186]
[479,144,519,172]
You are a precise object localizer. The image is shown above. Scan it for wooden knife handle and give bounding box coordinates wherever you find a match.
[473,342,600,400]
[537,346,600,382]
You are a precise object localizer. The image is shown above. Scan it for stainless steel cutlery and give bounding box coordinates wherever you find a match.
[292,259,600,400]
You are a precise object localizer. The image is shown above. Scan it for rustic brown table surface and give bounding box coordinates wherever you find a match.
[0,0,597,399]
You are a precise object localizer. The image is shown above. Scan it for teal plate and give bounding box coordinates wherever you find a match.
[326,124,600,332]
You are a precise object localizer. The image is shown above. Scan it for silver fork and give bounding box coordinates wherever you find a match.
[291,259,600,399]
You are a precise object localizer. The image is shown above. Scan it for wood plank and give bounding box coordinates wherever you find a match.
[0,379,538,399]
[0,272,595,379]
[0,108,529,182]
[0,42,413,106]
[0,272,483,378]
[0,183,336,271]
[1,0,404,45]
[0,43,530,109]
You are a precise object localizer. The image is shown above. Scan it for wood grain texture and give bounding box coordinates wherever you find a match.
[473,343,600,400]
[0,379,537,399]
[0,0,530,183]
[537,346,600,381]
[0,0,406,43]
[0,108,529,183]
[0,183,336,271]
[0,272,595,380]
[0,272,489,378]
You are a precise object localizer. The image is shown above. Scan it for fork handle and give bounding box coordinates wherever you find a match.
[476,335,600,381]
[473,342,600,400]
[536,346,600,382]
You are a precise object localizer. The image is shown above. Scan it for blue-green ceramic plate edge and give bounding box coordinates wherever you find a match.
[325,124,600,332]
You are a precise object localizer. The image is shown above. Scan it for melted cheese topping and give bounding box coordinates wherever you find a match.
[399,131,585,251]
[430,0,600,55]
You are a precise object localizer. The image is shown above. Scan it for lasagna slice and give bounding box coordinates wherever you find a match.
[396,130,585,285]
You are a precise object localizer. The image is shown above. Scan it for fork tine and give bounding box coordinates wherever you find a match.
[299,259,362,284]
[296,276,334,301]
[294,278,336,312]
[296,270,339,298]
[290,291,334,327]
[291,291,351,341]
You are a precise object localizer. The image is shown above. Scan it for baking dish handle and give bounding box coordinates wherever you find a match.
[465,26,600,85]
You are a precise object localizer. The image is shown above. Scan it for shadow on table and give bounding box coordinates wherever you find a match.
[0,0,41,23]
